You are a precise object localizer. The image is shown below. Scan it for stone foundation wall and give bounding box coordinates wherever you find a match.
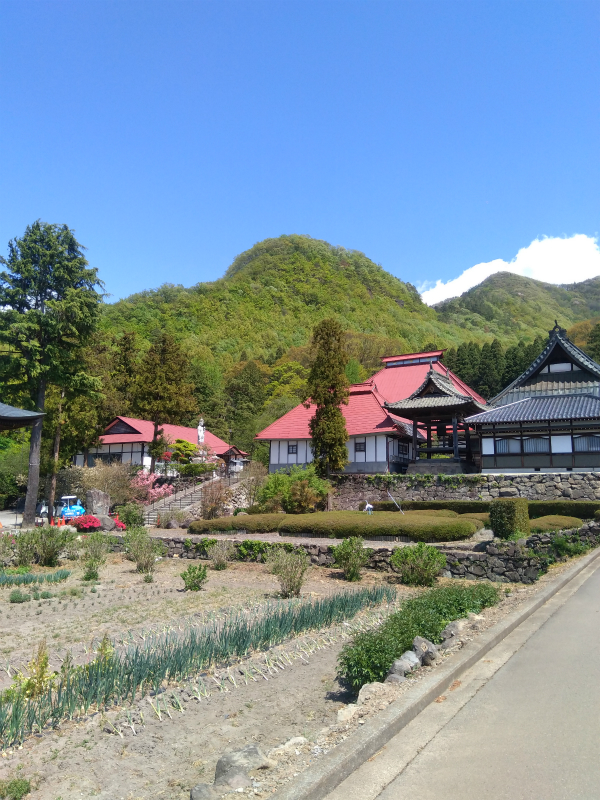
[112,522,600,585]
[331,472,600,509]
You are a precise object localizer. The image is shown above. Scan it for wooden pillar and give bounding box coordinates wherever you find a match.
[452,415,459,460]
[426,422,432,459]
[464,423,472,461]
[412,418,419,461]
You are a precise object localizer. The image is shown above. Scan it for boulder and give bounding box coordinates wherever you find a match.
[96,515,116,532]
[214,744,275,783]
[337,704,358,723]
[440,619,467,641]
[165,519,180,529]
[190,785,217,800]
[357,682,387,705]
[85,489,110,516]
[385,673,406,685]
[269,736,308,755]
[412,636,438,666]
[213,768,252,790]
[388,657,415,677]
[398,651,420,671]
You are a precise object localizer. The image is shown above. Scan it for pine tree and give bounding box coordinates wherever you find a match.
[442,347,458,373]
[454,343,473,385]
[0,221,103,525]
[306,319,349,477]
[132,333,198,471]
[223,360,271,453]
[477,342,494,399]
[467,342,482,389]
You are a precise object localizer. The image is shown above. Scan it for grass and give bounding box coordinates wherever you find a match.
[189,511,478,542]
[0,585,395,747]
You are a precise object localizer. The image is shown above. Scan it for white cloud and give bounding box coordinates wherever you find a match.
[420,234,600,306]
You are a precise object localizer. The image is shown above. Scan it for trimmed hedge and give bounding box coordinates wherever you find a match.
[402,509,459,518]
[189,511,478,542]
[529,515,583,533]
[364,500,492,514]
[490,498,530,539]
[527,501,600,519]
[338,583,500,689]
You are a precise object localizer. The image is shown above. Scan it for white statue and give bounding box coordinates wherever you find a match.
[197,417,205,445]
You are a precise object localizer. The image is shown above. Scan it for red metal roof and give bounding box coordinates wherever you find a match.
[101,417,246,456]
[255,384,416,441]
[380,350,445,363]
[370,360,486,405]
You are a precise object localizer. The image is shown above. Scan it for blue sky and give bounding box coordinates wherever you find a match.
[2,0,599,302]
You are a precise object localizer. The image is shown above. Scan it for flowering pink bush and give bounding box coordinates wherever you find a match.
[114,519,126,531]
[131,472,174,504]
[74,515,101,532]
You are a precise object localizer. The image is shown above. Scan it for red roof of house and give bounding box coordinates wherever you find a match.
[255,352,484,442]
[255,384,420,441]
[101,417,246,457]
[370,360,486,405]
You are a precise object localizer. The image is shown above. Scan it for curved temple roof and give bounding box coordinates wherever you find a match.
[0,402,44,431]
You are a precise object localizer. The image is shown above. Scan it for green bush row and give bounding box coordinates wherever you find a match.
[490,498,530,539]
[529,515,583,533]
[364,499,600,520]
[189,511,478,542]
[338,583,500,689]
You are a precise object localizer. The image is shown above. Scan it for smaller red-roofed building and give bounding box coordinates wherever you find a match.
[74,416,247,472]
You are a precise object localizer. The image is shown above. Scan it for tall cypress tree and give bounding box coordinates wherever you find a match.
[467,342,482,389]
[586,323,600,363]
[454,343,473,386]
[306,319,349,477]
[132,332,198,471]
[0,221,102,525]
[443,347,458,373]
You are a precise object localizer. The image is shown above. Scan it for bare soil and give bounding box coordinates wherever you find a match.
[0,554,582,799]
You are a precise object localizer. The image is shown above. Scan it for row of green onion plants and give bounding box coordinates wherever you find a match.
[0,584,395,747]
[0,569,71,588]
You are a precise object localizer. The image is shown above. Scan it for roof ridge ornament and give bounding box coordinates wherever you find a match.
[549,320,567,338]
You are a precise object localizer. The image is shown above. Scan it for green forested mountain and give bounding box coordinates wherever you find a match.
[436,272,600,339]
[102,235,473,368]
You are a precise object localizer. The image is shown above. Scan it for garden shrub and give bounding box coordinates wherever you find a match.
[529,515,583,533]
[338,583,500,689]
[390,542,447,586]
[180,563,208,591]
[236,539,275,561]
[364,500,492,514]
[490,499,530,539]
[332,537,369,581]
[14,530,37,567]
[548,534,590,559]
[81,530,112,580]
[527,501,600,519]
[460,512,490,526]
[0,776,31,800]
[206,540,235,570]
[402,509,459,517]
[115,503,145,528]
[188,511,478,541]
[124,527,165,575]
[9,590,30,604]
[73,515,101,533]
[267,548,309,597]
[257,465,330,513]
[35,526,75,567]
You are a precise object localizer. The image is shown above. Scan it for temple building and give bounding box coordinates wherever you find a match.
[255,350,484,474]
[467,323,600,473]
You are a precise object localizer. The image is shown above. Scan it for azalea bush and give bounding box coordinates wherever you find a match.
[131,472,174,504]
[73,515,101,533]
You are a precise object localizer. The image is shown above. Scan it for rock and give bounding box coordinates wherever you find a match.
[385,673,406,685]
[440,619,466,641]
[398,651,420,671]
[165,519,180,529]
[96,514,115,531]
[190,785,218,800]
[388,657,415,677]
[357,682,387,705]
[214,744,275,783]
[85,489,110,516]
[412,636,438,666]
[270,736,308,755]
[337,704,358,722]
[213,769,252,790]
[236,511,249,516]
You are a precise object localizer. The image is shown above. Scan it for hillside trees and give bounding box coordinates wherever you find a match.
[306,319,349,477]
[0,221,103,525]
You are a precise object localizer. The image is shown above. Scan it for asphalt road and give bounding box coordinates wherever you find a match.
[326,560,600,800]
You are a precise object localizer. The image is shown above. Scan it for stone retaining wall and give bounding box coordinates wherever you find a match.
[113,522,600,585]
[331,472,600,509]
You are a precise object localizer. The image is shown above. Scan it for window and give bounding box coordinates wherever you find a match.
[574,435,600,452]
[523,437,550,454]
[355,441,366,452]
[288,443,297,455]
[398,442,409,456]
[496,438,521,454]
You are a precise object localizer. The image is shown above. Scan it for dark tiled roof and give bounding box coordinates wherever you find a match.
[466,394,600,424]
[385,367,487,416]
[491,324,600,405]
[0,402,44,431]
